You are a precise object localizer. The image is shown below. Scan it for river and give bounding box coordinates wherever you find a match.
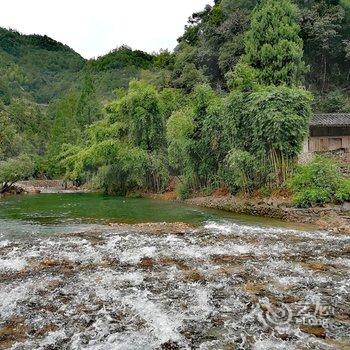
[0,193,349,349]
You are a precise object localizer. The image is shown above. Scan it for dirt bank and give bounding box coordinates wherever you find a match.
[14,180,86,194]
[185,195,350,234]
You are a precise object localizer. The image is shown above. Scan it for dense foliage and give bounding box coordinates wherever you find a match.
[174,0,350,107]
[244,0,307,86]
[289,156,348,207]
[0,0,349,203]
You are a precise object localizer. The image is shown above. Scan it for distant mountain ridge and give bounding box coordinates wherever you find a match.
[0,27,155,104]
[0,27,81,56]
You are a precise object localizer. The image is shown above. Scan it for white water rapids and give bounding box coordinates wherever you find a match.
[0,220,349,349]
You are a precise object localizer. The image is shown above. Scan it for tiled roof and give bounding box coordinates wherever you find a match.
[311,113,350,127]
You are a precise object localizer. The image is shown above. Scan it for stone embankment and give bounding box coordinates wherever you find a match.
[186,195,350,234]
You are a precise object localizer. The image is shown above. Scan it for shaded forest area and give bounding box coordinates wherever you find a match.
[0,0,349,206]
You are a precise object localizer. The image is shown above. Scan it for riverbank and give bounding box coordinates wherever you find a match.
[13,180,88,194]
[147,191,350,234]
[3,180,350,234]
[188,195,350,234]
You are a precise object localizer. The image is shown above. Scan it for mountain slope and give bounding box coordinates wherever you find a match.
[0,28,85,103]
[0,28,156,104]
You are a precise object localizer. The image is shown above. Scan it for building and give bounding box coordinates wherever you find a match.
[301,113,350,163]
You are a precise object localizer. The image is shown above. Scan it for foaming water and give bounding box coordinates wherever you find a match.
[0,195,349,349]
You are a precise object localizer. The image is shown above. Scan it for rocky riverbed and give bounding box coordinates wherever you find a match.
[0,221,349,349]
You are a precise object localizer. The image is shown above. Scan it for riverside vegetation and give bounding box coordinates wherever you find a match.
[1,0,350,208]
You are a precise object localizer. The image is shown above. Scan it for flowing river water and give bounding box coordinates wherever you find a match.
[0,193,349,350]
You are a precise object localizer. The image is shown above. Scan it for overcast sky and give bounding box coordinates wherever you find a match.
[0,0,214,59]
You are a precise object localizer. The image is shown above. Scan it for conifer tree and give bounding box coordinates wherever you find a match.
[48,90,81,161]
[244,0,307,86]
[76,71,102,127]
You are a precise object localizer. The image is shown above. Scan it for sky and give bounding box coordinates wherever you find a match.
[0,0,214,59]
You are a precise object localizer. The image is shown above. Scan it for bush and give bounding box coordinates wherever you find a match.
[289,156,342,207]
[176,178,191,200]
[293,188,332,208]
[336,179,350,203]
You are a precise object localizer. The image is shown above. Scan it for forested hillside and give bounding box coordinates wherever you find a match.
[1,0,349,204]
[0,28,158,181]
[0,28,84,103]
[169,0,350,111]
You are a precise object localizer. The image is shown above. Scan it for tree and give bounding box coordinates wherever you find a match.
[167,84,228,189]
[226,85,312,186]
[76,71,103,127]
[60,80,170,194]
[47,90,81,175]
[110,80,166,152]
[244,0,307,86]
[0,154,34,193]
[300,1,346,90]
[0,107,22,160]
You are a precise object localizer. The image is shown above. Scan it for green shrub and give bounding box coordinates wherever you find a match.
[336,179,350,203]
[289,156,342,207]
[176,179,190,200]
[293,188,332,208]
[317,90,350,113]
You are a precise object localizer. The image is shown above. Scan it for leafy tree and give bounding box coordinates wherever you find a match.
[0,106,22,160]
[167,107,195,173]
[226,86,312,186]
[316,89,350,112]
[0,154,34,193]
[154,49,175,70]
[159,88,186,120]
[7,99,49,155]
[60,81,169,194]
[300,1,346,90]
[110,80,165,151]
[222,149,260,194]
[167,84,228,189]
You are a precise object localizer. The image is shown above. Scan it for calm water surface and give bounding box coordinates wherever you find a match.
[0,193,308,237]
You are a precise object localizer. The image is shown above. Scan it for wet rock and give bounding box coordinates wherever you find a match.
[182,270,206,282]
[158,257,189,271]
[301,261,332,272]
[300,325,326,339]
[138,257,154,269]
[282,295,301,304]
[0,319,27,347]
[341,202,350,212]
[211,254,254,264]
[244,282,267,296]
[109,222,195,236]
[160,340,180,350]
[35,324,58,337]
